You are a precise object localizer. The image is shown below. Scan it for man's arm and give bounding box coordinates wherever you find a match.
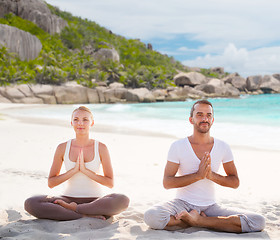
[163,153,211,189]
[207,161,239,189]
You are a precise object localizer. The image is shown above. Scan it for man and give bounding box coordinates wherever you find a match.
[144,100,265,233]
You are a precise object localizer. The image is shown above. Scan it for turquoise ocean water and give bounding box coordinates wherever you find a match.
[3,94,280,151]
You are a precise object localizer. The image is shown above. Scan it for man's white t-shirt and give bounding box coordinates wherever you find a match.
[167,137,234,206]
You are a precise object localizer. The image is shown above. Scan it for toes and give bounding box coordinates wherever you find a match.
[200,211,207,217]
[176,210,188,219]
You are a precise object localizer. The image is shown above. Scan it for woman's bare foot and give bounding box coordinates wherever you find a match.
[54,200,106,220]
[84,214,106,220]
[176,210,201,226]
[54,199,77,211]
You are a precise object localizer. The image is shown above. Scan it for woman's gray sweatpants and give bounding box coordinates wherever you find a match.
[144,199,265,232]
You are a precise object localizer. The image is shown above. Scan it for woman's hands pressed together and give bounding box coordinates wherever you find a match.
[73,148,91,175]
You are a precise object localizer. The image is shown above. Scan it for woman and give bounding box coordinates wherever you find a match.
[25,106,129,220]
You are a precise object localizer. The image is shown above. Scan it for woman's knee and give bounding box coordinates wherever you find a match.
[109,193,130,210]
[24,195,47,217]
[119,194,130,209]
[25,196,39,213]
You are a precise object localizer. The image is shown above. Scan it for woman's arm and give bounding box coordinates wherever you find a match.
[48,143,79,188]
[80,142,114,188]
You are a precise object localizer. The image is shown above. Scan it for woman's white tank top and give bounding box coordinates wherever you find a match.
[63,139,103,198]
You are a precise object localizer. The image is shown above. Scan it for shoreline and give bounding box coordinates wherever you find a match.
[0,104,279,239]
[1,102,279,153]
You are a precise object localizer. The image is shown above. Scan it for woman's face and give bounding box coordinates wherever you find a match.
[71,110,94,134]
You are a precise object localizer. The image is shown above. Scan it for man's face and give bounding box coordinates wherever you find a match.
[190,104,214,133]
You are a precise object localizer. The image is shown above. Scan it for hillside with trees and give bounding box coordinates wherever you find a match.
[0,2,196,89]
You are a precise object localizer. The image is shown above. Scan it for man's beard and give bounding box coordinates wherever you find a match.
[195,121,211,133]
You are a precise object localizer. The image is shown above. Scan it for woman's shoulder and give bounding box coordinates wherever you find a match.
[56,141,68,154]
[93,140,108,152]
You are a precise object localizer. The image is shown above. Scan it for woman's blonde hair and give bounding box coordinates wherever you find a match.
[72,106,93,120]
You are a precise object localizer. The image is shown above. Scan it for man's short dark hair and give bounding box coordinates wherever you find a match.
[190,100,213,117]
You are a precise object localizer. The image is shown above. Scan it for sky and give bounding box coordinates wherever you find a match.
[45,0,280,77]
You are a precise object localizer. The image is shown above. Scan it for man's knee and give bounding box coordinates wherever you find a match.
[144,208,168,230]
[240,213,266,232]
[253,214,266,232]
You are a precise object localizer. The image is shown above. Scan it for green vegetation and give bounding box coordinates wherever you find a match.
[0,3,219,89]
[200,68,228,79]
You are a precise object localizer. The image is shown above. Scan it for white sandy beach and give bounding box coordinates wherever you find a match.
[0,103,279,240]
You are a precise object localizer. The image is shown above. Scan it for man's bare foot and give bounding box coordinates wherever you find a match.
[54,200,77,211]
[176,210,201,226]
[165,215,191,230]
[200,211,207,217]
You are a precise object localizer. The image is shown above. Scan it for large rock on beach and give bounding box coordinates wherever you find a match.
[125,88,155,103]
[19,97,44,104]
[166,86,205,101]
[152,89,167,101]
[29,84,54,96]
[17,84,33,97]
[260,75,280,93]
[0,87,12,103]
[26,84,57,104]
[37,94,56,104]
[225,75,247,91]
[1,86,26,101]
[272,73,280,81]
[54,82,89,104]
[109,82,124,89]
[195,84,223,96]
[0,84,48,103]
[0,24,42,61]
[103,82,128,103]
[0,0,68,34]
[223,83,241,97]
[96,87,106,103]
[246,75,263,91]
[165,87,187,101]
[0,95,11,103]
[103,88,127,103]
[174,72,207,87]
[207,78,224,87]
[194,79,240,97]
[87,88,100,103]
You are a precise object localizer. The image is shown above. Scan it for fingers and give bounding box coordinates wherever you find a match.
[79,149,87,172]
[76,150,80,164]
[80,148,84,162]
[204,152,211,163]
[198,152,211,179]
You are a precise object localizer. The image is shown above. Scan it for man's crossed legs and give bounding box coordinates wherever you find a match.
[144,199,265,233]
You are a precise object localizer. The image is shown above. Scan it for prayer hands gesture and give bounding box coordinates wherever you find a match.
[197,152,213,180]
[73,149,87,174]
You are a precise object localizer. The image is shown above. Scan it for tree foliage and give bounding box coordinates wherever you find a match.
[0,4,190,88]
